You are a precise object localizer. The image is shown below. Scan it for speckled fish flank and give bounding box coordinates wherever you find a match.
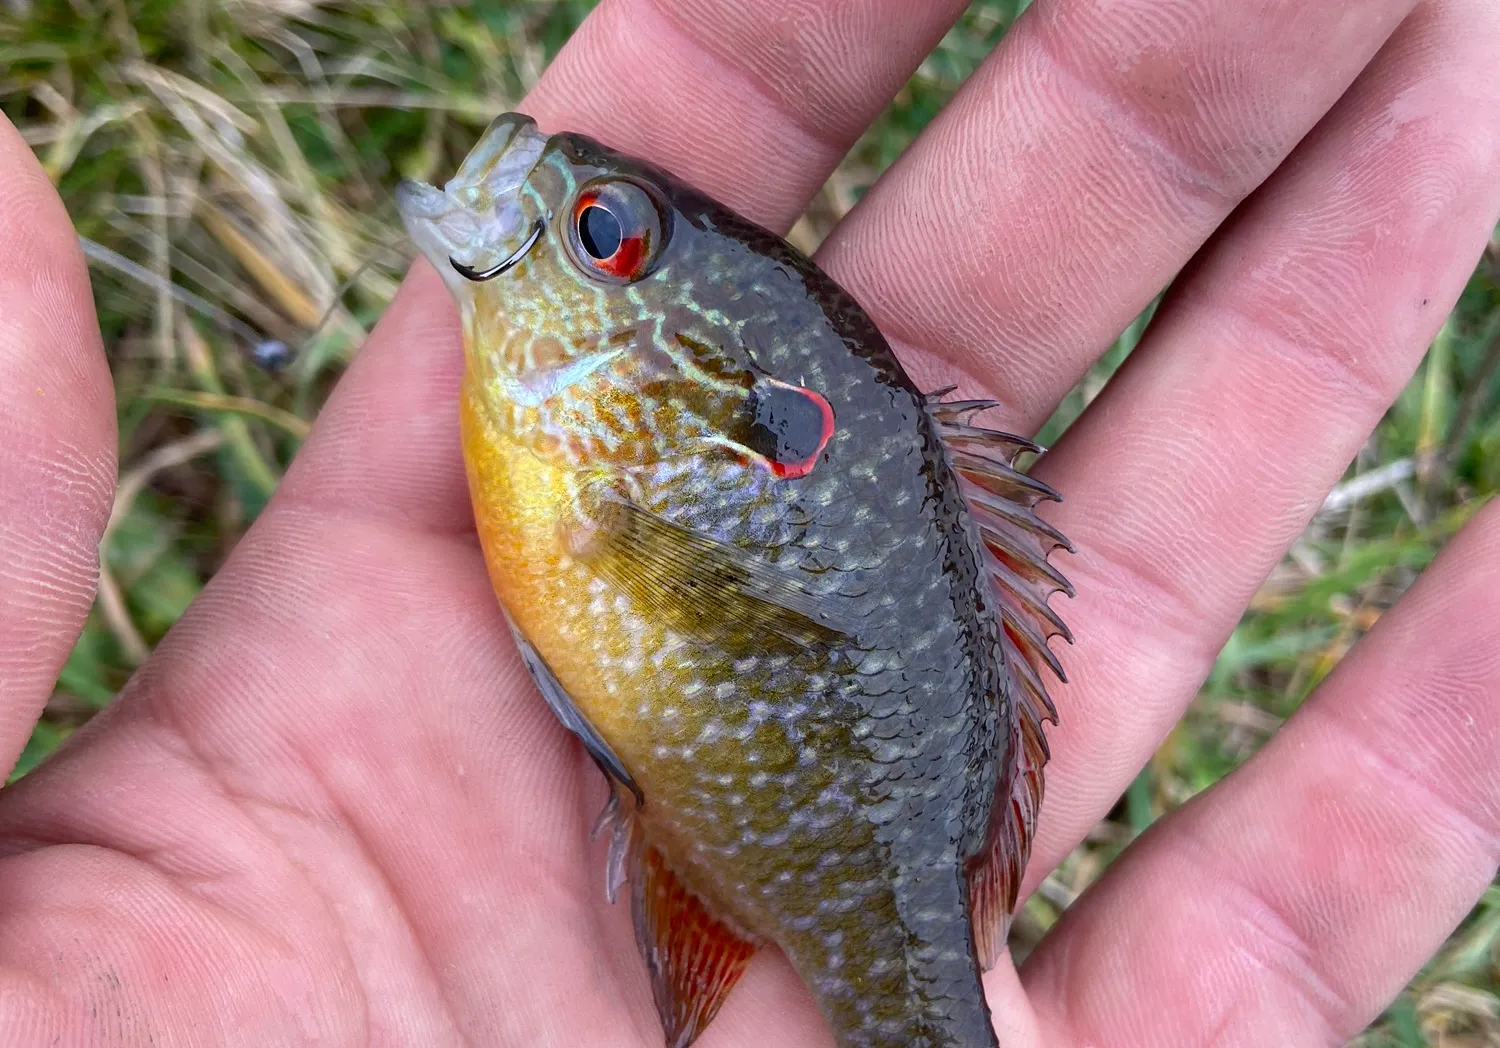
[397,113,1074,1048]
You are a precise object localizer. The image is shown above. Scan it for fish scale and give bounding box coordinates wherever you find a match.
[398,112,1073,1048]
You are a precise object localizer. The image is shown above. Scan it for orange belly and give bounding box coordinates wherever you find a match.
[461,372,659,763]
[460,369,824,928]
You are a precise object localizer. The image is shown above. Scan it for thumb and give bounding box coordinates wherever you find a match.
[0,115,117,777]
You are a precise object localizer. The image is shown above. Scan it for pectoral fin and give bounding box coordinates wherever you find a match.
[574,495,854,652]
[504,617,642,807]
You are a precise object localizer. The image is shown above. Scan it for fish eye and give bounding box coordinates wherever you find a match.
[567,179,667,283]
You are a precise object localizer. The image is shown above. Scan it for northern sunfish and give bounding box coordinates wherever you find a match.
[396,112,1073,1048]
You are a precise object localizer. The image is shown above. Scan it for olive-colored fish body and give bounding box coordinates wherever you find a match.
[398,114,1072,1048]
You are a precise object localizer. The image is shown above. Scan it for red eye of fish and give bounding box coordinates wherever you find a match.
[745,379,835,479]
[569,180,665,283]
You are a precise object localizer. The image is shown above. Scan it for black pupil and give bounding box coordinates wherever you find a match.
[578,205,622,260]
[746,384,825,466]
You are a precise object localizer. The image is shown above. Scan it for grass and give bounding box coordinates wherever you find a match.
[4,0,1498,1042]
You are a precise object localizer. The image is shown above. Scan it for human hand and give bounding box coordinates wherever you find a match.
[2,1,1498,1045]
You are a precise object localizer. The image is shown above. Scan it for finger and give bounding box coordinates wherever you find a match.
[1022,498,1500,1047]
[0,117,116,776]
[525,0,974,232]
[816,0,1417,428]
[273,0,971,534]
[1018,0,1500,891]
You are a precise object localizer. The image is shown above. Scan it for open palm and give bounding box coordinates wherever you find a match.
[3,1,1499,1045]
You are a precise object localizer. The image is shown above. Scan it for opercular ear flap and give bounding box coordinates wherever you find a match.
[743,377,835,479]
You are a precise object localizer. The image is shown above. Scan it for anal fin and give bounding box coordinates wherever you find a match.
[926,391,1072,970]
[631,842,760,1048]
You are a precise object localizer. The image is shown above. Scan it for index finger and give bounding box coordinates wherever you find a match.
[0,117,117,777]
[525,0,974,232]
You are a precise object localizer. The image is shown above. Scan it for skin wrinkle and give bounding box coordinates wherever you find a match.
[816,40,1190,416]
[151,506,639,1045]
[1219,178,1491,406]
[2,699,340,965]
[1207,295,1405,418]
[525,9,814,231]
[1032,0,1412,201]
[278,742,443,1044]
[644,0,968,146]
[1034,845,1352,1048]
[639,0,851,158]
[1026,10,1243,210]
[1022,500,1500,1048]
[0,848,312,1043]
[8,839,310,988]
[1315,713,1500,882]
[1046,498,1221,652]
[130,565,473,1044]
[1178,828,1358,1044]
[0,122,115,772]
[815,0,1419,440]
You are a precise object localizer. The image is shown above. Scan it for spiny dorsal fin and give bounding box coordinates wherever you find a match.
[926,391,1073,970]
[630,840,761,1048]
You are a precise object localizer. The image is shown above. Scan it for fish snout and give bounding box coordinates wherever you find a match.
[394,178,450,221]
[395,179,482,288]
[395,116,550,287]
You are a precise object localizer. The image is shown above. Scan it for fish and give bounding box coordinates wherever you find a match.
[395,112,1073,1048]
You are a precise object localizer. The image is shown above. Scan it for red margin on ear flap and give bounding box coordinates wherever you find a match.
[760,379,835,480]
[631,842,761,1048]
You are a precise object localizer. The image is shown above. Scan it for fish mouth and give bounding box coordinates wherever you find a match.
[395,112,550,289]
[447,217,546,282]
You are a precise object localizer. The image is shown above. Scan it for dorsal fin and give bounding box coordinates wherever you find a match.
[629,838,761,1048]
[926,390,1073,969]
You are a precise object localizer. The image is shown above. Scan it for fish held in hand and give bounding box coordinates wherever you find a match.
[396,112,1073,1048]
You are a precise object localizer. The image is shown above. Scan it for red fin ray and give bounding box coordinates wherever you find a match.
[630,838,761,1048]
[963,481,1075,557]
[938,421,1044,464]
[986,547,1074,649]
[978,520,1075,600]
[1005,628,1059,734]
[927,392,1073,972]
[947,447,1063,506]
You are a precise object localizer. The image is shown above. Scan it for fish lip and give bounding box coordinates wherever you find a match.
[394,112,551,280]
[394,178,449,220]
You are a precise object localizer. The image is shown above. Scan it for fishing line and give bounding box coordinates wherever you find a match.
[300,235,415,350]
